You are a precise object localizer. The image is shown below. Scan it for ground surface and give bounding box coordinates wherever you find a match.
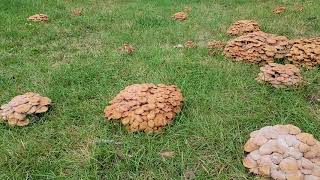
[1,0,320,179]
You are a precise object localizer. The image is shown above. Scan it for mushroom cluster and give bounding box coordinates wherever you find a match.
[256,63,302,88]
[227,20,261,36]
[243,124,320,180]
[119,43,135,54]
[104,84,183,133]
[185,40,196,48]
[207,40,226,56]
[0,92,51,126]
[27,14,49,22]
[287,38,320,68]
[273,6,286,14]
[224,32,290,64]
[172,12,188,21]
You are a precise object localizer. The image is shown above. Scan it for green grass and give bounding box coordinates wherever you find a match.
[1,0,320,179]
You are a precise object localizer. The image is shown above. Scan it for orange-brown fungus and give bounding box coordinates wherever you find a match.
[0,92,51,126]
[104,84,183,133]
[227,20,261,36]
[224,32,290,64]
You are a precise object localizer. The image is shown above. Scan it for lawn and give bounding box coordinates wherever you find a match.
[1,0,320,179]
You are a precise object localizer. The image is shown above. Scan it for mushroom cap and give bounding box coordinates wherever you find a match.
[104,83,183,133]
[243,124,320,179]
[0,92,51,127]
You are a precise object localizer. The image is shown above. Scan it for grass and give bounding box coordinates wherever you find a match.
[1,0,320,179]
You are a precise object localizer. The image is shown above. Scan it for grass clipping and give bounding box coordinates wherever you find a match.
[243,124,320,179]
[256,63,302,88]
[224,31,290,64]
[104,84,183,133]
[0,92,51,126]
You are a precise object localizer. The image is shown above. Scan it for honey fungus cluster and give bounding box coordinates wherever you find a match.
[104,84,183,133]
[243,124,320,180]
[172,12,188,21]
[27,14,49,22]
[224,32,290,64]
[287,38,320,68]
[0,92,51,126]
[256,63,302,88]
[227,20,261,36]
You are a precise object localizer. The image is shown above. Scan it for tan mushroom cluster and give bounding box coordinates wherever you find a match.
[172,12,188,21]
[243,124,320,180]
[256,63,302,88]
[104,84,183,133]
[185,40,196,48]
[119,43,135,54]
[287,38,320,68]
[273,6,286,14]
[224,32,290,64]
[207,40,226,56]
[0,92,51,126]
[227,20,261,36]
[27,14,48,22]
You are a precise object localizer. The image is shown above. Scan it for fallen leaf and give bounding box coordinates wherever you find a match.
[159,151,175,158]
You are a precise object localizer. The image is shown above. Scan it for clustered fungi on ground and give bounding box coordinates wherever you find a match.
[172,12,188,21]
[227,20,261,36]
[104,84,183,133]
[0,92,51,126]
[185,40,196,48]
[224,31,290,64]
[207,40,226,56]
[256,63,302,88]
[243,124,320,180]
[287,38,320,68]
[273,6,286,14]
[118,43,135,54]
[27,14,49,22]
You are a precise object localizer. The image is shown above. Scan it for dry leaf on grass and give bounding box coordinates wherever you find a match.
[159,151,176,158]
[71,8,82,16]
